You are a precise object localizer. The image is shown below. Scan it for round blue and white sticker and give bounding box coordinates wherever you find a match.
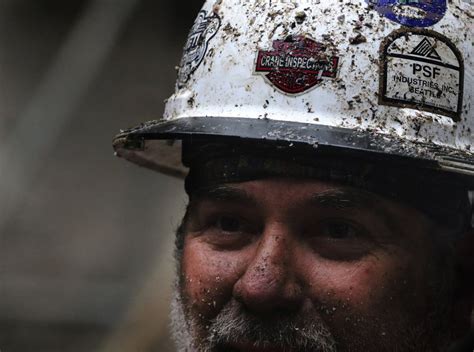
[366,0,447,27]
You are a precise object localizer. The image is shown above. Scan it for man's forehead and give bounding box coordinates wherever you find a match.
[192,178,378,207]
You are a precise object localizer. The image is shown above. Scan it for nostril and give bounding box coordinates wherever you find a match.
[233,274,303,315]
[234,293,304,318]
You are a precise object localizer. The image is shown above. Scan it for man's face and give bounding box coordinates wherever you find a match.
[172,178,456,352]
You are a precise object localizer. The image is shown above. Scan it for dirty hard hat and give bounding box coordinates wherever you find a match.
[113,0,473,187]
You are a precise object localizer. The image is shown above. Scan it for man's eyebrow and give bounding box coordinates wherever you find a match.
[308,189,376,210]
[309,188,401,235]
[190,185,257,206]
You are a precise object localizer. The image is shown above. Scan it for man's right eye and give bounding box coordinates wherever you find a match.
[186,202,262,246]
[214,215,243,233]
[195,213,259,249]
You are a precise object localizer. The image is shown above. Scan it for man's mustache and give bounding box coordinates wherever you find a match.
[207,299,337,352]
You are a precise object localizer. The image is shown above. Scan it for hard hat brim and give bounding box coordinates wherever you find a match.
[113,116,474,182]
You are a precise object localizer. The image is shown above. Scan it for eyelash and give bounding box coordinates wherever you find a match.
[314,218,369,240]
[209,215,241,232]
[203,214,369,239]
[202,213,250,233]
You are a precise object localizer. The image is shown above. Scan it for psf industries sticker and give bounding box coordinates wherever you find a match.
[380,29,463,121]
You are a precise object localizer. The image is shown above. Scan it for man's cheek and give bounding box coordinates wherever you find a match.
[303,254,409,310]
[181,238,248,317]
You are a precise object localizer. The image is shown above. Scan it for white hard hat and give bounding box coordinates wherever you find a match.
[113,0,473,183]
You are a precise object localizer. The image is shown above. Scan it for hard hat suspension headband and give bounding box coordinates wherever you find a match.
[184,140,472,234]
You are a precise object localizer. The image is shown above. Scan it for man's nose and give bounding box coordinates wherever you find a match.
[233,223,303,314]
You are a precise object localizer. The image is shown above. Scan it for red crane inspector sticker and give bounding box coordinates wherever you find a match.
[255,35,340,95]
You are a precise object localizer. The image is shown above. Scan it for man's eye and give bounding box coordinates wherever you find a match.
[202,213,258,249]
[309,220,375,261]
[215,215,243,233]
[319,221,362,240]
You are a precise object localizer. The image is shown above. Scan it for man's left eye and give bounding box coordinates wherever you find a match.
[308,220,375,261]
[320,221,358,239]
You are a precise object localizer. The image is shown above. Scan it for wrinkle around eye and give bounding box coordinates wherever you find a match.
[319,219,369,240]
[300,218,382,261]
[185,205,262,249]
[301,218,370,240]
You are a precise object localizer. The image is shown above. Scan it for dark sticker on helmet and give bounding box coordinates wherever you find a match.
[177,11,221,89]
[366,0,447,27]
[380,29,463,121]
[255,35,339,95]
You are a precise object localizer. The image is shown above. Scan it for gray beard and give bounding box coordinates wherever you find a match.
[170,283,457,352]
[170,286,197,352]
[170,288,337,352]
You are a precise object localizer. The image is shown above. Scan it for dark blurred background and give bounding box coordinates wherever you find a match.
[0,0,203,351]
